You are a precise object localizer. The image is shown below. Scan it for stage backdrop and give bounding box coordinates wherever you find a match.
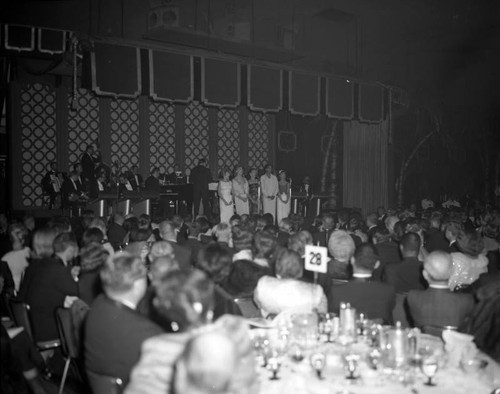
[9,82,274,209]
[343,120,389,215]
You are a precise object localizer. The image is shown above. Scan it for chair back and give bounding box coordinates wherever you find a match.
[87,370,123,394]
[10,301,35,340]
[55,307,80,359]
[392,292,410,328]
[233,297,260,318]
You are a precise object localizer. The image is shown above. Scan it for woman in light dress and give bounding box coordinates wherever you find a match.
[232,166,249,215]
[218,168,234,224]
[276,170,291,224]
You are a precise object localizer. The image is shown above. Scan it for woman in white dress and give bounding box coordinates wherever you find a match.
[232,166,249,215]
[218,168,234,224]
[260,164,278,221]
[276,170,291,224]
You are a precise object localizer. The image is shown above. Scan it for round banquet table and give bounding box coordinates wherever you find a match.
[255,336,500,394]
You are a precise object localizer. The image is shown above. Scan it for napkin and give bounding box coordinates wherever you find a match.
[442,330,477,368]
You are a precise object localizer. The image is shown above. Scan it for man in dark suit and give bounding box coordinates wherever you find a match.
[88,172,108,200]
[145,167,161,193]
[365,212,378,243]
[424,215,448,253]
[183,222,204,266]
[84,253,163,386]
[158,220,192,271]
[312,212,335,248]
[406,251,475,328]
[41,162,63,209]
[444,221,462,253]
[128,165,143,191]
[61,171,87,212]
[190,159,212,217]
[107,212,127,250]
[383,232,427,293]
[329,243,396,324]
[80,144,96,183]
[19,232,79,341]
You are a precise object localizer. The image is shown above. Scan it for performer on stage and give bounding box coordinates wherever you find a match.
[276,170,291,224]
[128,165,143,191]
[248,168,260,215]
[260,164,278,221]
[145,167,161,192]
[218,168,234,224]
[41,162,63,209]
[232,166,249,215]
[190,159,212,217]
[80,144,96,182]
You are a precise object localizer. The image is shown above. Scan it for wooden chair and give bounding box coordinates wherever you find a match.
[233,297,260,318]
[55,307,85,394]
[86,370,123,394]
[9,301,61,353]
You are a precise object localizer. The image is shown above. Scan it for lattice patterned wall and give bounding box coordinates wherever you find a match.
[149,102,176,172]
[217,109,240,173]
[110,99,140,169]
[184,102,209,170]
[19,83,57,207]
[248,111,269,170]
[67,88,100,167]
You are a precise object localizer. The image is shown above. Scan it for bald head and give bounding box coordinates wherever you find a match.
[423,251,452,284]
[174,331,236,394]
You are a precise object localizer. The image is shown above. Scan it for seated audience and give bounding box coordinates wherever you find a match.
[84,252,163,386]
[213,222,233,250]
[196,244,241,317]
[107,212,127,250]
[407,251,475,329]
[383,232,426,293]
[373,224,401,266]
[158,221,191,270]
[328,243,396,324]
[312,212,335,248]
[424,213,448,253]
[232,225,253,262]
[254,249,327,317]
[183,222,203,265]
[223,260,271,299]
[252,231,277,268]
[444,221,462,253]
[449,229,488,291]
[77,243,108,305]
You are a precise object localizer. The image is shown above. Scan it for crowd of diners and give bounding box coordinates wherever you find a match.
[0,202,499,394]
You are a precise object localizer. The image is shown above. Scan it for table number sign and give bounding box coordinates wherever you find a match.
[304,245,328,274]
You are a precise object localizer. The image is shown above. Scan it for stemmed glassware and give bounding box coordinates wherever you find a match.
[420,354,439,386]
[310,352,327,379]
[343,352,360,380]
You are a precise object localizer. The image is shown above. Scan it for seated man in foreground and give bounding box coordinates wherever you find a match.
[328,243,396,324]
[84,252,163,386]
[406,250,475,329]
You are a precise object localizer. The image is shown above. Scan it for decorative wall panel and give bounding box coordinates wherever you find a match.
[109,99,140,170]
[184,102,209,170]
[149,101,176,171]
[217,109,240,172]
[67,88,100,167]
[247,112,269,171]
[20,83,57,207]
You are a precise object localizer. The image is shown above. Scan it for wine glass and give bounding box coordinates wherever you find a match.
[421,355,439,386]
[310,352,327,379]
[367,348,381,370]
[343,352,360,380]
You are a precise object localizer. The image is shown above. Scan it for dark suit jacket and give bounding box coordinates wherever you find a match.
[19,257,78,341]
[190,165,212,192]
[84,295,163,385]
[182,238,203,265]
[78,271,102,306]
[312,229,334,249]
[328,278,396,324]
[383,256,427,294]
[447,241,460,253]
[367,225,378,243]
[88,179,107,200]
[129,174,143,191]
[375,240,401,265]
[165,240,192,271]
[81,153,95,181]
[406,287,475,328]
[424,228,449,253]
[314,259,352,297]
[61,178,80,208]
[145,175,161,192]
[107,223,127,250]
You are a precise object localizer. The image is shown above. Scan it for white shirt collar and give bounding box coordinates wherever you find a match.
[119,299,137,310]
[353,273,372,279]
[429,283,449,289]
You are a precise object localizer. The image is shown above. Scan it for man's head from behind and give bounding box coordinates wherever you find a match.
[328,230,355,263]
[53,232,79,265]
[423,251,452,285]
[159,220,177,242]
[399,232,421,258]
[100,252,147,306]
[351,243,379,274]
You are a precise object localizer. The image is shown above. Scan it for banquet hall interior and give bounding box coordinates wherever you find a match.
[0,0,499,393]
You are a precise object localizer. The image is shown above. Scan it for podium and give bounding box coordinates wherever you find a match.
[311,194,331,216]
[87,199,107,217]
[115,199,131,215]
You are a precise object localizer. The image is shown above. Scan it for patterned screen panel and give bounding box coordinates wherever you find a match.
[247,111,269,171]
[217,109,240,172]
[20,83,57,207]
[110,99,140,170]
[184,102,209,170]
[149,101,176,172]
[67,88,100,168]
